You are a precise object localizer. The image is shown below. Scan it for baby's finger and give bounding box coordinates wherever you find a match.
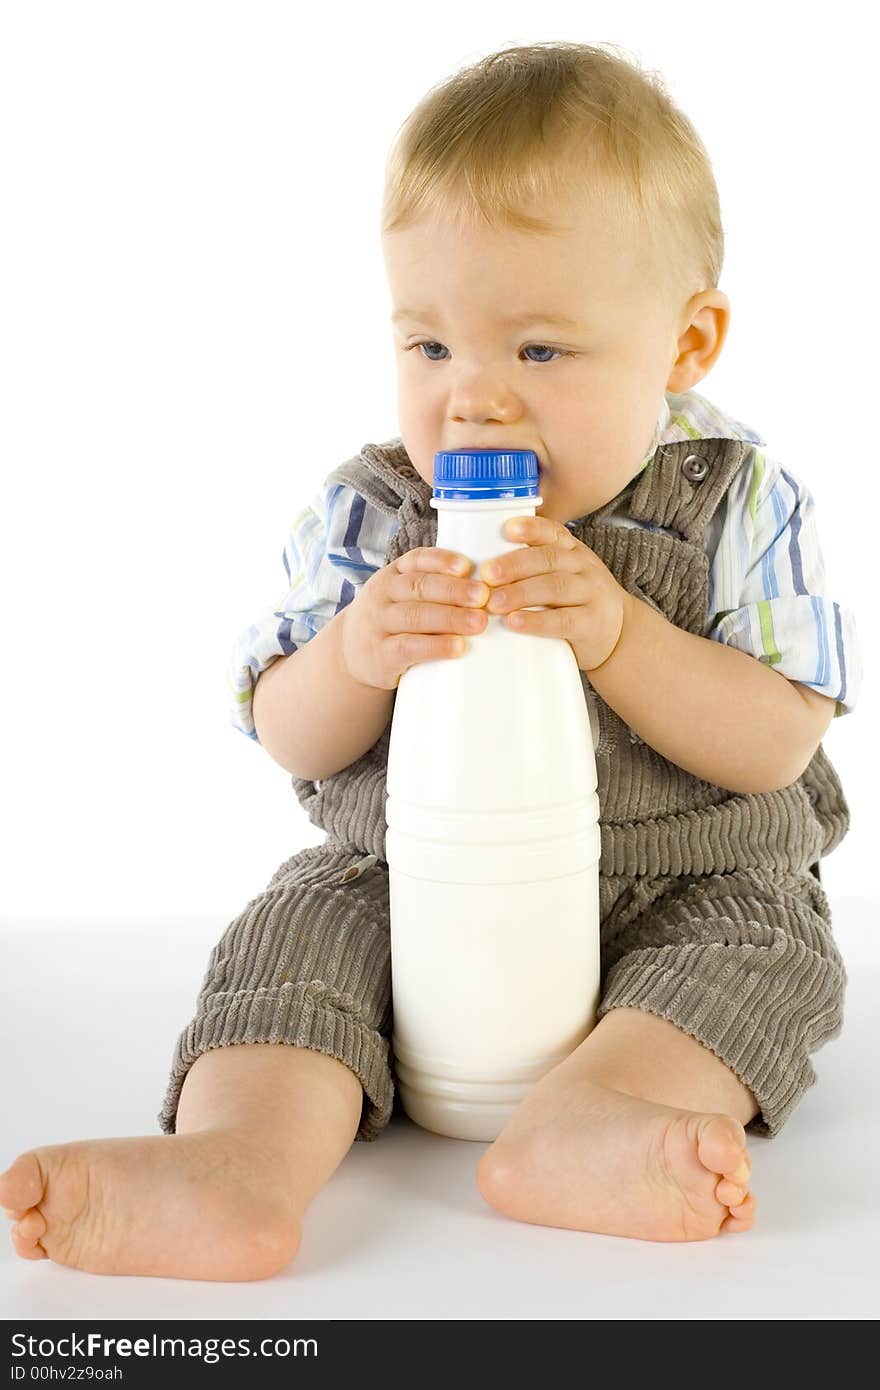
[503,515,579,548]
[386,598,488,637]
[395,548,473,577]
[388,566,489,611]
[384,631,470,671]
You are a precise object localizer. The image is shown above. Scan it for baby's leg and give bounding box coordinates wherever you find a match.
[175,1041,363,1213]
[477,867,841,1242]
[0,1043,362,1281]
[476,1008,757,1242]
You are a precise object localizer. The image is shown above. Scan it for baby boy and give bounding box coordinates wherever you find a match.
[1,40,861,1280]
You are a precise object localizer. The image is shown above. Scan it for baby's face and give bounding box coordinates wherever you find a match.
[383,193,724,523]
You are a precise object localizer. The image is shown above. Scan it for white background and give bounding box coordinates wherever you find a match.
[1,0,874,921]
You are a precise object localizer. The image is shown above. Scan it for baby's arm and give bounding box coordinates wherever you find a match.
[588,591,834,794]
[253,608,394,779]
[253,544,490,780]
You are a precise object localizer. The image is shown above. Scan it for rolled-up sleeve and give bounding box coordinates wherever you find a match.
[705,450,862,718]
[227,480,397,742]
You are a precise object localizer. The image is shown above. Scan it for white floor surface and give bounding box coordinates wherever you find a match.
[2,898,878,1321]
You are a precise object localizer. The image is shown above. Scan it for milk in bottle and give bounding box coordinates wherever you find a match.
[386,447,601,1141]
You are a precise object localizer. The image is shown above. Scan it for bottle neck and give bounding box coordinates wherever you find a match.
[430,495,542,571]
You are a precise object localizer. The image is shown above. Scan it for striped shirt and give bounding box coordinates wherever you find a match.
[229,389,863,743]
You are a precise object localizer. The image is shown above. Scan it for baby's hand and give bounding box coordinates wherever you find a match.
[480,516,629,673]
[341,548,490,691]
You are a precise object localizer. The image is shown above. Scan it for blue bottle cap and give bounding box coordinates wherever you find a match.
[433,448,539,499]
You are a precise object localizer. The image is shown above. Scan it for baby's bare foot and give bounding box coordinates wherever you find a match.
[0,1129,303,1281]
[476,1071,756,1242]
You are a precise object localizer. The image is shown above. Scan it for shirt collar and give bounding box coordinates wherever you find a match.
[640,389,766,475]
[569,390,767,528]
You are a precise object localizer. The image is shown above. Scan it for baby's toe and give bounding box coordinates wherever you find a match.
[14,1207,48,1243]
[696,1115,747,1178]
[725,1152,751,1188]
[0,1152,46,1218]
[11,1229,48,1260]
[715,1176,748,1207]
[729,1190,757,1218]
[10,1206,49,1260]
[720,1190,758,1232]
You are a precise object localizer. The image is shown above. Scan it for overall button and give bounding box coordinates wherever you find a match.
[682,453,710,483]
[805,785,820,807]
[338,854,379,883]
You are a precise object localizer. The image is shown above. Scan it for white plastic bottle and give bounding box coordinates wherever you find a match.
[386,447,601,1141]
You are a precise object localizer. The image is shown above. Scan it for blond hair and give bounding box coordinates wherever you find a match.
[381,40,724,304]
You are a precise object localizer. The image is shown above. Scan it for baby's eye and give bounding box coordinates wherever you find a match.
[408,341,567,363]
[522,343,565,363]
[413,340,449,362]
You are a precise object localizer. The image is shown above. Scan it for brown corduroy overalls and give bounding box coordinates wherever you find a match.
[158,434,850,1143]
